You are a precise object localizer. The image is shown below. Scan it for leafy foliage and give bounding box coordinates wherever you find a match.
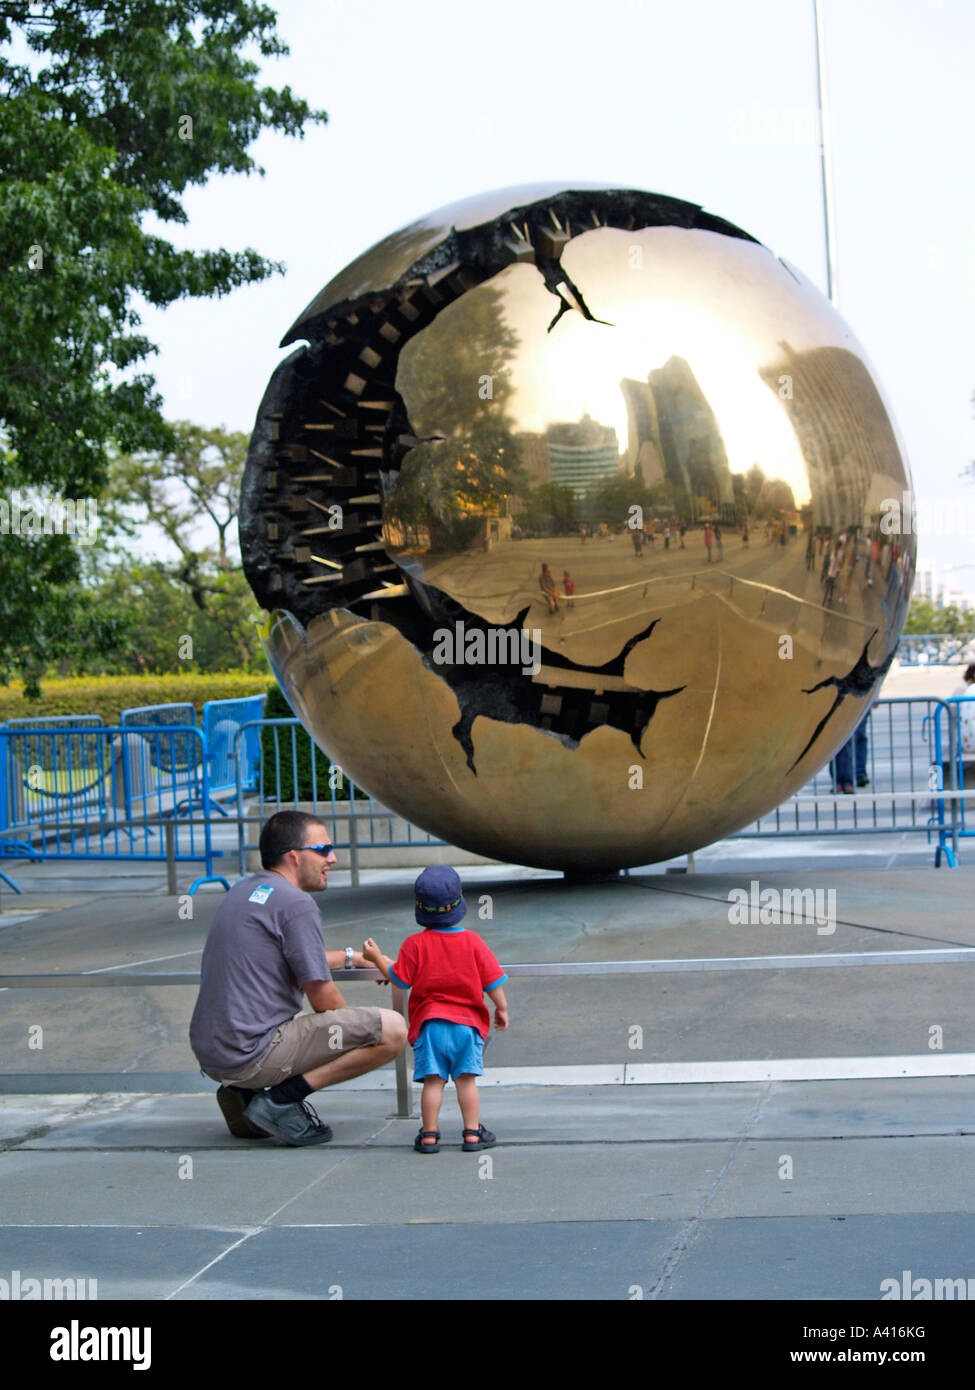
[91,421,264,672]
[518,482,579,535]
[387,283,525,548]
[0,668,265,723]
[902,598,972,637]
[0,2,326,686]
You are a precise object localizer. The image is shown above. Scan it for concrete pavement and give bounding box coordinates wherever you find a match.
[2,850,975,1304]
[2,1079,974,1301]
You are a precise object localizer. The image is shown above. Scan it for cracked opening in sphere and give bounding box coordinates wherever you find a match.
[240,186,760,762]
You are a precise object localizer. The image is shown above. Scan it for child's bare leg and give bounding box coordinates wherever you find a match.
[455,1073,479,1132]
[420,1076,445,1143]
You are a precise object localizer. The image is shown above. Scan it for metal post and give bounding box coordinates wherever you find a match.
[349,815,359,889]
[165,821,177,896]
[948,702,960,864]
[235,727,247,876]
[392,983,413,1117]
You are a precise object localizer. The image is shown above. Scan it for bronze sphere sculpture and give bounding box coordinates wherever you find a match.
[240,184,915,871]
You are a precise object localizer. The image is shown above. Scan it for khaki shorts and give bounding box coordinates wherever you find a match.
[208,1006,385,1088]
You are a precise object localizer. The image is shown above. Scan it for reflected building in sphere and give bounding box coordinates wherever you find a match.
[620,377,666,485]
[546,415,621,499]
[649,356,735,516]
[513,432,551,489]
[621,358,736,516]
[240,183,915,873]
[758,342,908,537]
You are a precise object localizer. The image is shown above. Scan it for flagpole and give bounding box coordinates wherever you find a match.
[814,0,840,308]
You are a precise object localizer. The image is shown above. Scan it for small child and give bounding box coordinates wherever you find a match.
[562,570,575,608]
[362,865,508,1153]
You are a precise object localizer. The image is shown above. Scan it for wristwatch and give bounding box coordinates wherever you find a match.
[345,946,354,971]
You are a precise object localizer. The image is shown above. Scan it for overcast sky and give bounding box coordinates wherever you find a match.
[130,0,974,586]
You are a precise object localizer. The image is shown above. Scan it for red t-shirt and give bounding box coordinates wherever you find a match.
[389,927,507,1044]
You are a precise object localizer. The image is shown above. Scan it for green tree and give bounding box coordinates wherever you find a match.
[731,471,748,521]
[86,421,263,672]
[755,476,797,517]
[744,463,766,513]
[520,483,578,536]
[583,473,649,527]
[0,522,131,690]
[109,422,246,571]
[645,479,685,517]
[388,281,525,547]
[80,560,264,674]
[903,598,970,637]
[0,1,326,691]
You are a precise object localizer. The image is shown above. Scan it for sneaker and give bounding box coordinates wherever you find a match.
[244,1093,333,1146]
[216,1085,270,1140]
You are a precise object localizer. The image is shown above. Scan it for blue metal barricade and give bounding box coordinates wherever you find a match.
[934,696,973,854]
[1,714,107,862]
[1,719,118,827]
[232,718,447,874]
[0,724,229,892]
[896,634,975,667]
[731,697,960,866]
[120,702,218,816]
[0,722,106,839]
[234,702,964,872]
[0,697,967,889]
[202,695,267,796]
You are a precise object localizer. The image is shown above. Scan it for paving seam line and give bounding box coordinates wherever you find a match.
[163,1114,398,1299]
[621,880,975,952]
[6,1058,975,1101]
[648,1081,776,1299]
[11,1132,975,1154]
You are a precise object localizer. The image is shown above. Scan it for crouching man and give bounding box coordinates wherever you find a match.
[189,810,406,1146]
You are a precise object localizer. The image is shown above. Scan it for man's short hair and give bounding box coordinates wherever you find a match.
[260,811,328,869]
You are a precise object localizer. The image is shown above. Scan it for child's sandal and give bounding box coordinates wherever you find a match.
[413,1129,440,1153]
[462,1124,496,1152]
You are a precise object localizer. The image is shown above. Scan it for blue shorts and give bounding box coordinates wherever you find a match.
[412,1019,484,1082]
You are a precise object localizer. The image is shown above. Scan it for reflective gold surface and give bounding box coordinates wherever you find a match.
[281,181,628,343]
[244,186,915,871]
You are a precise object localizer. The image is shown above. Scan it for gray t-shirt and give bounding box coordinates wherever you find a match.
[189,872,332,1072]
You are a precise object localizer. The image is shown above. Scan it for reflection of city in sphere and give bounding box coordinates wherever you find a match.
[240,184,915,872]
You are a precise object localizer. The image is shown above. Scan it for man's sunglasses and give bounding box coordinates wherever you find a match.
[293,842,334,858]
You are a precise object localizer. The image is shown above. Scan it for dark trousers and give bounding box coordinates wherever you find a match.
[832,720,868,789]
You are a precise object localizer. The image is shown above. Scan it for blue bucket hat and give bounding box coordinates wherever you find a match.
[414,865,467,927]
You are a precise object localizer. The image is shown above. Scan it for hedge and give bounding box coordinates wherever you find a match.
[0,671,268,726]
[0,672,364,803]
